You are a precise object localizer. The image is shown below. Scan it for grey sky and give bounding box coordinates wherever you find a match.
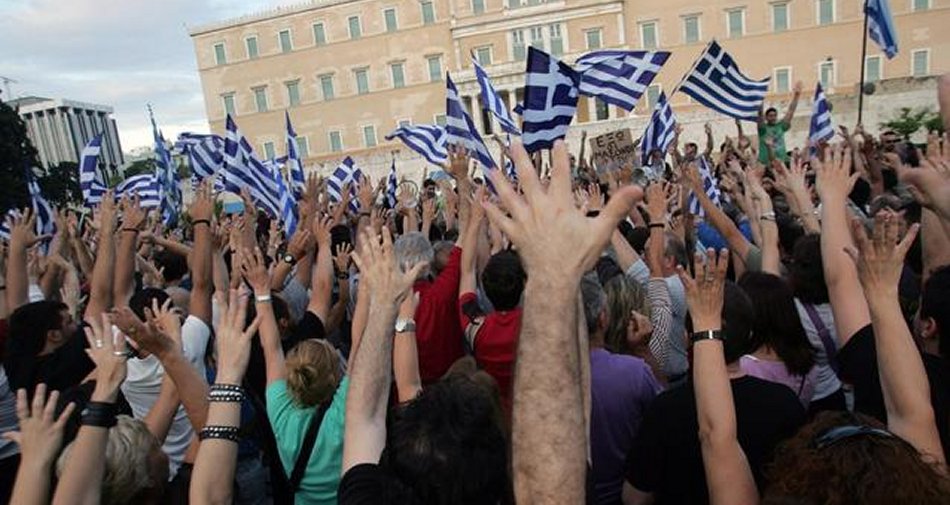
[0,0,283,153]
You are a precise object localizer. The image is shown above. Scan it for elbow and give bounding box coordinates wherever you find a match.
[697,419,737,452]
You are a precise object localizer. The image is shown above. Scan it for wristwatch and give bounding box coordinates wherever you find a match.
[690,330,723,343]
[395,318,416,333]
[282,253,297,266]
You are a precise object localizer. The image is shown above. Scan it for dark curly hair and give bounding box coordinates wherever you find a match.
[765,411,950,505]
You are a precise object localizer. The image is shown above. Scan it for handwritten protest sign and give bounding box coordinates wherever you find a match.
[589,129,637,171]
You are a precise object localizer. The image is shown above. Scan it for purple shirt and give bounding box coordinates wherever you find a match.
[740,355,818,408]
[589,348,663,505]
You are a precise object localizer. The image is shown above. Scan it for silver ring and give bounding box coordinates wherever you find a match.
[94,339,104,349]
[112,350,128,358]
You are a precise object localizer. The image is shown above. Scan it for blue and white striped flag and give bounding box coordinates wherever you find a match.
[175,133,224,185]
[285,112,306,200]
[115,174,161,209]
[26,168,54,237]
[386,159,398,209]
[866,0,899,59]
[149,108,179,226]
[575,50,671,111]
[808,83,834,152]
[446,74,497,171]
[385,124,449,166]
[522,47,580,153]
[327,157,363,214]
[678,41,770,121]
[0,210,21,241]
[688,156,721,217]
[79,135,107,207]
[472,55,521,135]
[273,159,298,236]
[640,92,677,165]
[223,114,282,218]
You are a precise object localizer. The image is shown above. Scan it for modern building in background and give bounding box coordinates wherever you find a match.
[8,96,124,169]
[189,0,950,176]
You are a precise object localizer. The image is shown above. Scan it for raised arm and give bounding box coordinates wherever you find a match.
[6,211,46,311]
[242,248,286,384]
[114,197,149,307]
[703,123,714,159]
[460,186,487,296]
[394,293,422,403]
[307,216,335,323]
[747,173,780,275]
[85,193,117,319]
[188,182,214,326]
[782,81,803,126]
[482,140,642,504]
[683,163,753,265]
[679,249,758,505]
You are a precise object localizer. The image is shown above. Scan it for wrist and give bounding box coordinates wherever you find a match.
[691,317,721,333]
[91,385,120,403]
[216,371,245,385]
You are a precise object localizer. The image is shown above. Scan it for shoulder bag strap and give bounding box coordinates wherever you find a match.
[289,403,329,493]
[802,303,840,374]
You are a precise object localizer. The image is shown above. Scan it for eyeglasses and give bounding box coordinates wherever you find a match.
[813,425,895,450]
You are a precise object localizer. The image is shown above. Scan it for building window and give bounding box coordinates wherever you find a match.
[434,114,447,126]
[913,0,931,11]
[912,49,930,77]
[640,21,658,49]
[817,0,834,25]
[549,24,564,56]
[286,80,301,106]
[263,141,276,160]
[279,29,293,53]
[313,22,327,45]
[773,67,791,93]
[363,125,377,147]
[213,43,226,65]
[319,74,335,100]
[475,46,493,65]
[480,106,494,134]
[390,62,406,88]
[585,29,603,50]
[427,55,443,82]
[221,93,235,116]
[472,0,485,14]
[865,55,882,82]
[683,15,700,44]
[348,16,362,39]
[329,131,344,152]
[819,60,836,88]
[253,87,268,113]
[595,99,609,121]
[529,26,544,49]
[421,1,436,25]
[245,36,259,59]
[511,29,526,61]
[354,68,369,94]
[384,8,398,32]
[298,137,310,158]
[646,84,661,109]
[772,3,789,32]
[727,9,745,38]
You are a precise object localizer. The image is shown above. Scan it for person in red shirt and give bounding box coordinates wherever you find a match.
[394,231,464,384]
[458,193,525,415]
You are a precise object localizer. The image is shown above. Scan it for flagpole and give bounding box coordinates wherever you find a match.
[670,39,712,100]
[857,0,870,125]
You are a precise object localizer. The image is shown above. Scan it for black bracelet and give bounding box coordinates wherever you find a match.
[648,223,665,229]
[210,383,244,394]
[192,219,211,228]
[208,390,244,403]
[198,425,241,442]
[690,330,724,343]
[80,401,118,428]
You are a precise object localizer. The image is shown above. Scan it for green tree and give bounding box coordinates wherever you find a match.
[880,107,942,139]
[38,162,82,208]
[0,96,40,212]
[122,158,157,179]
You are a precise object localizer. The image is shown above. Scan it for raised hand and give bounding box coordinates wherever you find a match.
[120,195,149,231]
[83,312,128,402]
[215,289,262,385]
[444,144,471,181]
[2,384,75,469]
[422,198,436,222]
[845,214,920,295]
[241,247,271,295]
[334,243,353,273]
[645,182,670,225]
[814,145,857,202]
[357,175,375,210]
[482,140,643,280]
[190,180,214,223]
[145,297,183,348]
[287,227,314,261]
[112,305,176,360]
[98,189,118,231]
[9,209,49,248]
[312,215,332,250]
[352,227,424,306]
[676,248,730,332]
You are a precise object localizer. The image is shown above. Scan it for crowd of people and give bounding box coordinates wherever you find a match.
[0,73,950,505]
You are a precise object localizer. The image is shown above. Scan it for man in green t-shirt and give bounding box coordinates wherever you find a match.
[757,80,803,164]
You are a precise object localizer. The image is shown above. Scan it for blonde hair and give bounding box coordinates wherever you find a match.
[57,415,167,505]
[603,275,651,354]
[286,339,343,407]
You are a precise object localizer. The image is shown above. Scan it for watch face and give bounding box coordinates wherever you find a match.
[284,254,295,263]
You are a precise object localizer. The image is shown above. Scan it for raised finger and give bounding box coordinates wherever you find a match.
[42,390,60,423]
[31,383,47,418]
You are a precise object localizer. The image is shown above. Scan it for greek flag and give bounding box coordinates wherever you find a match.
[472,55,520,135]
[285,112,306,199]
[575,50,671,111]
[0,210,21,241]
[115,174,161,209]
[273,160,298,236]
[640,92,677,164]
[385,124,448,166]
[327,157,363,214]
[79,134,107,207]
[688,156,721,217]
[446,74,496,170]
[150,108,180,226]
[26,168,54,237]
[522,47,580,153]
[386,159,398,209]
[866,0,899,59]
[223,114,282,218]
[678,41,770,121]
[808,83,834,152]
[175,133,224,184]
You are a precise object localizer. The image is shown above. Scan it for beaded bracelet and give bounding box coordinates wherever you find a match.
[210,383,244,394]
[198,425,240,443]
[208,390,244,403]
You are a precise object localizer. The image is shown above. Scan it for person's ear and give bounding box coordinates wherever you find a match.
[920,317,939,341]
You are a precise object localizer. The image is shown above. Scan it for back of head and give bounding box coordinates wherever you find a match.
[481,250,525,311]
[285,339,343,407]
[129,287,171,321]
[765,411,950,505]
[5,300,68,388]
[922,266,950,359]
[153,249,188,284]
[738,272,815,376]
[394,232,434,280]
[790,234,829,305]
[57,415,169,505]
[718,281,755,364]
[603,275,649,354]
[581,273,608,335]
[663,232,689,269]
[383,373,509,505]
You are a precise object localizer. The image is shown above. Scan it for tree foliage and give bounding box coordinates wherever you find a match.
[38,162,82,208]
[0,96,40,212]
[880,107,943,139]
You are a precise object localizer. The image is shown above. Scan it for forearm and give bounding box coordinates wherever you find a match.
[39,264,62,302]
[155,236,192,258]
[325,278,349,335]
[699,191,751,260]
[820,195,871,342]
[646,226,664,276]
[791,188,820,234]
[307,244,334,321]
[113,231,138,306]
[85,230,115,318]
[70,237,94,277]
[8,457,56,505]
[269,262,293,291]
[758,201,781,275]
[189,401,241,505]
[421,214,433,239]
[256,296,287,383]
[158,352,210,433]
[348,284,371,369]
[611,230,641,272]
[51,384,116,505]
[144,375,180,443]
[294,251,314,290]
[6,243,29,310]
[190,223,213,324]
[212,251,230,296]
[394,330,422,403]
[513,278,585,504]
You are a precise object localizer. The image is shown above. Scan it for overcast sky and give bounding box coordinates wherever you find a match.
[0,0,285,153]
